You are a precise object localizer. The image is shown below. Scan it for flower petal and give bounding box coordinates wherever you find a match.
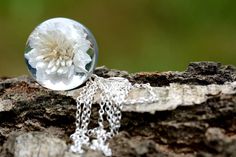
[36,69,47,83]
[48,59,55,69]
[36,62,46,69]
[78,40,91,52]
[68,65,75,78]
[25,49,38,69]
[73,50,92,73]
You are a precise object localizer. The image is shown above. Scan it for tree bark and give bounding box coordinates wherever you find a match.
[0,62,236,157]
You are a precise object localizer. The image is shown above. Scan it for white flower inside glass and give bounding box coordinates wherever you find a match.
[24,18,98,90]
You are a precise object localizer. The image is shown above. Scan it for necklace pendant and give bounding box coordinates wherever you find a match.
[24,18,98,91]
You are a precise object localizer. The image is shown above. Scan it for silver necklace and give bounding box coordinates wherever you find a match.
[24,17,158,156]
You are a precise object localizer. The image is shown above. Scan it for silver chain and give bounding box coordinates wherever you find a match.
[70,74,158,156]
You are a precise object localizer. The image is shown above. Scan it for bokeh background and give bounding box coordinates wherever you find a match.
[0,0,236,76]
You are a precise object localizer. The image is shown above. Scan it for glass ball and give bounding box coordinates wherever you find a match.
[24,18,98,91]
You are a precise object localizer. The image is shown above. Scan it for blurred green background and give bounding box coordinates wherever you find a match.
[0,0,236,76]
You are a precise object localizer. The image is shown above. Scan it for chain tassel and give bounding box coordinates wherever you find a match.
[70,75,158,156]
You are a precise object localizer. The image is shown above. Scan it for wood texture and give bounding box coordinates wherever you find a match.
[0,62,236,157]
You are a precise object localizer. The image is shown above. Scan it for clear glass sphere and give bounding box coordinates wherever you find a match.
[24,18,98,90]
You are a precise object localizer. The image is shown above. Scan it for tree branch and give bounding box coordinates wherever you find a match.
[0,62,236,157]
